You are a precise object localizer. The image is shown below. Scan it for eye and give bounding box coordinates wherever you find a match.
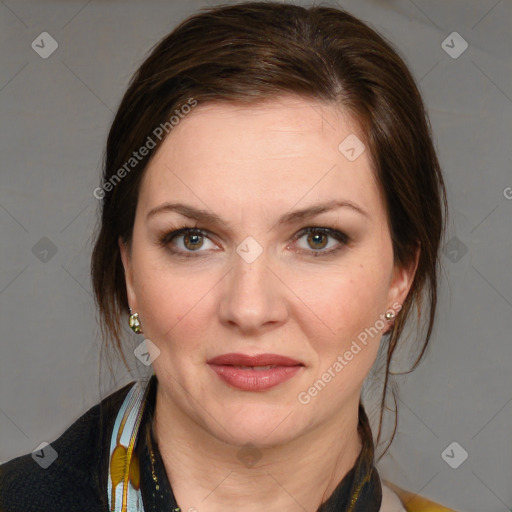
[160,227,218,256]
[292,227,349,256]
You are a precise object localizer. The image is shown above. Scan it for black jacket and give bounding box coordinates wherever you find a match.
[0,382,132,512]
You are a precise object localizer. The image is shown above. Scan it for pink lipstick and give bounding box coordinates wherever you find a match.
[207,353,303,391]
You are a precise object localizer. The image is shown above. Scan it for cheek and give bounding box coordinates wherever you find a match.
[291,260,390,342]
[130,254,217,354]
[293,267,389,399]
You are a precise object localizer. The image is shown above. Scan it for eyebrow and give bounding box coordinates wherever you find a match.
[146,199,368,229]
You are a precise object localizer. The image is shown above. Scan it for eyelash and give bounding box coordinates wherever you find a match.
[157,224,350,258]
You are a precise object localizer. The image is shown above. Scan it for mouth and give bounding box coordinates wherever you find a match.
[207,353,304,391]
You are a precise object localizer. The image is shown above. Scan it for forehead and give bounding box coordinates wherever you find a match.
[138,96,382,220]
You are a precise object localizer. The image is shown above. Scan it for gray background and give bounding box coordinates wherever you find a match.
[1,1,511,511]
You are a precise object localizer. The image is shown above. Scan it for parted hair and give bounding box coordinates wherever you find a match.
[91,1,447,457]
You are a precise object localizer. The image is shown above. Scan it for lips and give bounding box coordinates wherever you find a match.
[207,353,304,391]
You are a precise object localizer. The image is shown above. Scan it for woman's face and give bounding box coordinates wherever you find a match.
[121,96,414,447]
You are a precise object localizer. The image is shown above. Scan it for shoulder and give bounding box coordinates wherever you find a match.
[382,481,459,512]
[0,381,135,512]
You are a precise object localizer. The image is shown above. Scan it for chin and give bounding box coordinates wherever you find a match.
[202,402,309,449]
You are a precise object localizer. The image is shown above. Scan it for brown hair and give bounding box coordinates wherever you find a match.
[91,1,447,457]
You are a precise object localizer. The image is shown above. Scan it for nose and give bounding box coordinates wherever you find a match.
[218,248,288,335]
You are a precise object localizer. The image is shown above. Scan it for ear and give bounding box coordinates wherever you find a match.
[119,237,138,310]
[387,245,420,309]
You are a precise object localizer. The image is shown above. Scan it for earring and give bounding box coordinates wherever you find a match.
[129,311,143,334]
[385,310,395,321]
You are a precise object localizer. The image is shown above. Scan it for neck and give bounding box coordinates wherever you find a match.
[153,385,364,512]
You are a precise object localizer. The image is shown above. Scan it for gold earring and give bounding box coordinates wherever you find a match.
[129,311,143,334]
[385,310,395,321]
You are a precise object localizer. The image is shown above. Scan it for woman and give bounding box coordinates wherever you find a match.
[1,2,455,511]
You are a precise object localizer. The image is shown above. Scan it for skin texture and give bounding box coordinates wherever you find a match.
[120,95,417,511]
